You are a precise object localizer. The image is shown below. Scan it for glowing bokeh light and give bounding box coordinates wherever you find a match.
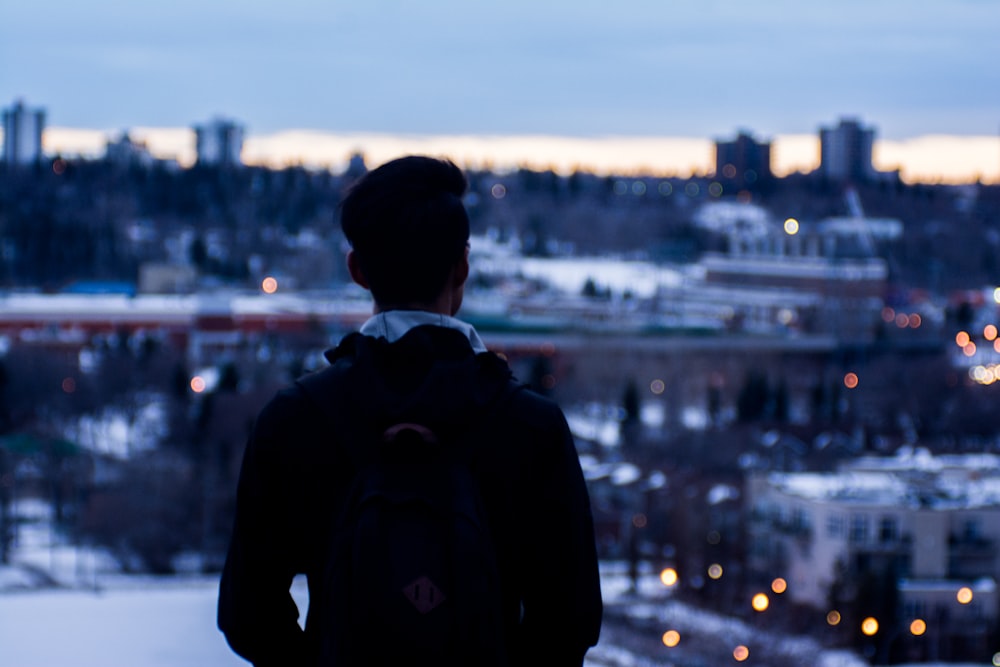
[632,513,647,528]
[957,586,974,604]
[650,379,665,395]
[827,610,842,626]
[708,563,723,580]
[986,324,998,341]
[751,593,769,612]
[733,645,750,661]
[964,342,977,357]
[861,617,879,636]
[993,651,1000,667]
[660,567,678,587]
[771,577,787,594]
[261,276,278,294]
[995,339,1000,354]
[910,619,927,636]
[491,184,506,199]
[662,630,681,647]
[895,313,910,328]
[62,377,76,393]
[994,288,1000,304]
[909,313,922,328]
[784,218,800,235]
[956,331,971,347]
[881,307,895,323]
[190,376,207,393]
[844,372,859,389]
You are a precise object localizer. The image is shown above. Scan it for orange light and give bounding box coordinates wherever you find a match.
[910,619,927,636]
[660,568,678,587]
[956,331,971,347]
[708,563,723,580]
[957,587,974,604]
[733,645,750,661]
[662,630,680,647]
[909,313,922,328]
[771,577,787,594]
[964,342,977,357]
[844,372,859,389]
[985,324,998,341]
[190,376,207,393]
[751,593,769,612]
[861,617,879,636]
[261,276,278,294]
[895,313,910,328]
[827,610,842,626]
[881,307,896,323]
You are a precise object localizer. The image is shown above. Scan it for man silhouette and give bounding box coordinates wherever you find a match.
[218,155,602,665]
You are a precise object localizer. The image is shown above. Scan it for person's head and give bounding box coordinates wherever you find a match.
[340,156,470,313]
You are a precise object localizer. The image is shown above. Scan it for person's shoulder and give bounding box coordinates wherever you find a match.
[500,383,570,435]
[251,364,347,441]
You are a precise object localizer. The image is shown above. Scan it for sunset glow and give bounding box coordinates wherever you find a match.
[33,127,1000,184]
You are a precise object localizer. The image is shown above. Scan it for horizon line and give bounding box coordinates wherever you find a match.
[23,127,1000,185]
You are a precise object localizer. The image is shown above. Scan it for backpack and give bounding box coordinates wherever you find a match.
[297,340,515,666]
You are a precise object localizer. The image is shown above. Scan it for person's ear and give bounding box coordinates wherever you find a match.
[347,250,370,289]
[453,245,470,286]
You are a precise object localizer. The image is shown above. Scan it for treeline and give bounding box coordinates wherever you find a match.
[3,157,998,292]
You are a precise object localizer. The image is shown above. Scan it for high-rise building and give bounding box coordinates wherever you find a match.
[2,99,46,166]
[818,117,877,183]
[715,130,772,190]
[193,117,244,167]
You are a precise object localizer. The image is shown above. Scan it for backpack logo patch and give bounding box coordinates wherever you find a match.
[403,575,446,614]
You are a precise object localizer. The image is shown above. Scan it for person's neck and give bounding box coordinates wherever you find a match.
[373,291,458,317]
[373,302,452,317]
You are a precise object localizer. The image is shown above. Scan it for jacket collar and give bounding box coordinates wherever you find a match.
[358,310,488,354]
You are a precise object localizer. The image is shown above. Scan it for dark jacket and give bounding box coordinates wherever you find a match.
[218,324,602,665]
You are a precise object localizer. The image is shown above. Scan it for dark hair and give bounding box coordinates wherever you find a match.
[340,156,470,306]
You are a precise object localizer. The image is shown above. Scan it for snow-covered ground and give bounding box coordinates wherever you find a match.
[0,501,988,667]
[0,561,988,667]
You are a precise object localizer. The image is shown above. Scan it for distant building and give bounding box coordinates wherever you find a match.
[819,117,886,183]
[193,117,244,167]
[105,131,154,168]
[2,99,46,166]
[748,449,1000,660]
[714,131,772,189]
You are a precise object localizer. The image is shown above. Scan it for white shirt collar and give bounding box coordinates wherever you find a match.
[358,310,488,354]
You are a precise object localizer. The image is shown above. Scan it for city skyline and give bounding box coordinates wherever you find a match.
[21,119,1000,185]
[2,1,998,182]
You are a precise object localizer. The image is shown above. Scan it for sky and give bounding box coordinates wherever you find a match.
[2,1,999,181]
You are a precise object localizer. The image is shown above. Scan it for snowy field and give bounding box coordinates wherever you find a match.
[0,566,990,667]
[0,579,247,667]
[0,504,989,666]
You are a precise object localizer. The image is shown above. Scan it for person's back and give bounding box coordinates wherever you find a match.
[218,156,602,665]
